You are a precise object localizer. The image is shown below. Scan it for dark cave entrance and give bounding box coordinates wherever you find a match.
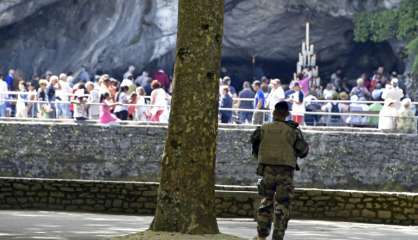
[221,41,405,92]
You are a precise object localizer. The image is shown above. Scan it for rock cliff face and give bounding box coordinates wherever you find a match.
[0,0,404,83]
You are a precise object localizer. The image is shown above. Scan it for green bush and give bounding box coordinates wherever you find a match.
[353,0,418,73]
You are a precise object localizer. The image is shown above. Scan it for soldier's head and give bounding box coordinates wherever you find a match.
[273,101,289,121]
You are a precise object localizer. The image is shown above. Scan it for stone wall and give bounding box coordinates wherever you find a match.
[0,178,417,225]
[1,122,418,191]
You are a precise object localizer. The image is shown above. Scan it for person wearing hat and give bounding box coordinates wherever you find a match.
[382,78,404,110]
[396,98,417,133]
[379,98,398,131]
[72,88,88,121]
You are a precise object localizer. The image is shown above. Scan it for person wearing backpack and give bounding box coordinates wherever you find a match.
[321,94,342,126]
[329,99,342,126]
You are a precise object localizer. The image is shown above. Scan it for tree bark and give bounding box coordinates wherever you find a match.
[150,0,224,235]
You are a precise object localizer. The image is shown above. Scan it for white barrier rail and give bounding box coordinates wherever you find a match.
[0,99,417,119]
[1,92,417,129]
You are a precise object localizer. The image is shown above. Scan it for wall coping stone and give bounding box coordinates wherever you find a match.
[2,177,418,197]
[3,120,416,136]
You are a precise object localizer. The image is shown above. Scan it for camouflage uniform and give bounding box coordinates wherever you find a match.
[251,120,308,240]
[257,165,294,240]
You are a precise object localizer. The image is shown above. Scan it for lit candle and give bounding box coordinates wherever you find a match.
[302,42,306,55]
[306,22,310,50]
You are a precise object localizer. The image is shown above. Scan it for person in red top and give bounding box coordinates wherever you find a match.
[153,69,170,91]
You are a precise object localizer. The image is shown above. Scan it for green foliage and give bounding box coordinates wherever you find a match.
[353,0,418,73]
[407,38,418,72]
[353,13,373,42]
[397,0,418,40]
[354,0,418,42]
[353,9,399,42]
[407,38,418,55]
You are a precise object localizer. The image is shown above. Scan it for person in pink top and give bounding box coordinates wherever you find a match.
[99,92,121,125]
[298,73,310,96]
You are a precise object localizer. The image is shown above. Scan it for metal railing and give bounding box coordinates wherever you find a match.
[0,91,417,131]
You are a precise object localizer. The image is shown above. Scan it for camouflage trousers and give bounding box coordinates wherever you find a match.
[256,165,294,240]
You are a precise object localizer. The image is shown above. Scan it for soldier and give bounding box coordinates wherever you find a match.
[251,101,309,240]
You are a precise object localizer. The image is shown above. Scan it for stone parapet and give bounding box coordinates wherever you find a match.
[1,122,417,191]
[0,178,417,225]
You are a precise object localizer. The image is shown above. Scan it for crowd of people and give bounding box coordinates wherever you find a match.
[219,66,417,133]
[0,65,417,133]
[0,66,171,125]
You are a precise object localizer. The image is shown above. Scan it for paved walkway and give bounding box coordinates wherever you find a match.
[0,211,417,240]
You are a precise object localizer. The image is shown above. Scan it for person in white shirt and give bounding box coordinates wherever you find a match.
[72,89,88,121]
[267,79,285,122]
[150,80,169,122]
[86,82,100,120]
[379,99,399,131]
[323,83,337,100]
[56,73,72,119]
[382,78,404,110]
[0,74,8,117]
[321,94,343,126]
[135,87,148,121]
[121,75,136,94]
[288,83,305,124]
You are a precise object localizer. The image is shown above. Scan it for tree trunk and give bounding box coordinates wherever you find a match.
[150,0,224,235]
